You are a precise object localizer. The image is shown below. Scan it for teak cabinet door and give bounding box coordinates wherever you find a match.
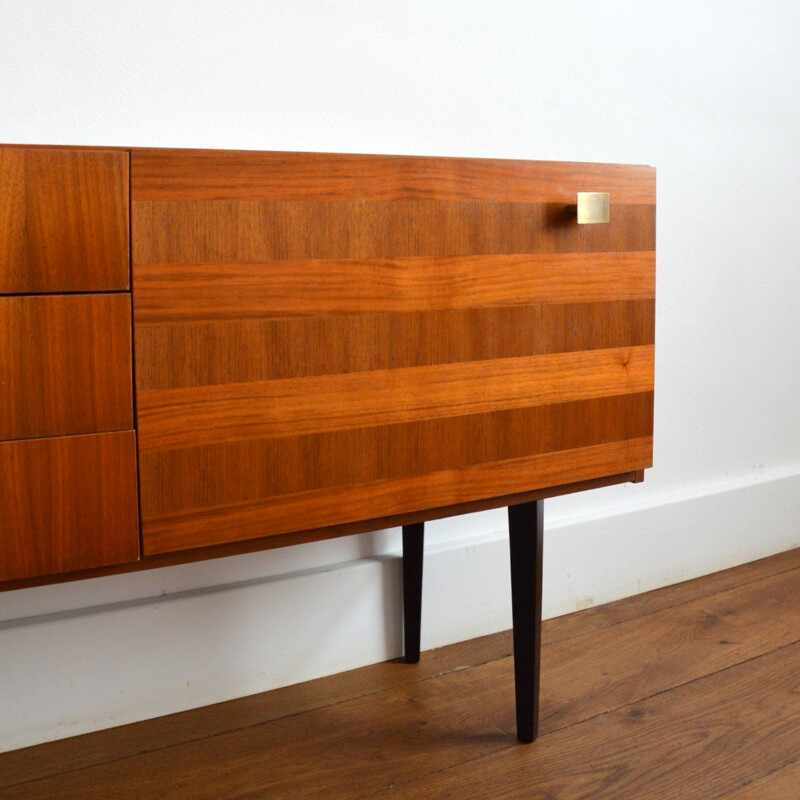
[0,294,133,441]
[0,147,129,293]
[131,150,656,555]
[0,432,139,582]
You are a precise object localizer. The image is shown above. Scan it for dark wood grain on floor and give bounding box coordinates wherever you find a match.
[721,760,800,799]
[1,548,799,798]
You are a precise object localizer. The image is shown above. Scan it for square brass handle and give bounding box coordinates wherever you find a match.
[567,193,610,224]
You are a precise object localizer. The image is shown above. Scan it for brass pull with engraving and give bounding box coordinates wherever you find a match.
[566,192,610,224]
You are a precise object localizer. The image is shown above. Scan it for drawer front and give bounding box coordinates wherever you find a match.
[0,293,133,441]
[0,431,139,582]
[131,150,656,555]
[0,147,129,293]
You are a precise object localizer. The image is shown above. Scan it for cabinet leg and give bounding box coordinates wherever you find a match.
[402,522,424,663]
[508,500,544,743]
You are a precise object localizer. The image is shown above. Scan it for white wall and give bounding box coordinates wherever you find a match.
[1,0,799,752]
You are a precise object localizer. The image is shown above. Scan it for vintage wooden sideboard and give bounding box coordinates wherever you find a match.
[0,144,655,743]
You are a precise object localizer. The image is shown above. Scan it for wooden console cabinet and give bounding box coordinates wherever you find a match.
[0,144,655,742]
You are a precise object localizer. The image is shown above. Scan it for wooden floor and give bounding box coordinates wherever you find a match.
[2,549,800,799]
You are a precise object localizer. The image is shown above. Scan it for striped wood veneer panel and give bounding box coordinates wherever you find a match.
[133,253,653,325]
[143,438,653,551]
[131,150,656,555]
[137,346,654,451]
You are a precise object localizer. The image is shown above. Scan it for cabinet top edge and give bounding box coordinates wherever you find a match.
[0,143,129,152]
[0,143,655,171]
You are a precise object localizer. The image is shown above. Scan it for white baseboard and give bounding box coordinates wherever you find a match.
[1,469,799,753]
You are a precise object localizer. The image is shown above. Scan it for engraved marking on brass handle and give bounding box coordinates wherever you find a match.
[566,193,610,224]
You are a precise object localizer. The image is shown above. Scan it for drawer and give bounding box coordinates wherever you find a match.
[0,293,133,441]
[0,431,139,582]
[131,150,655,555]
[0,147,129,293]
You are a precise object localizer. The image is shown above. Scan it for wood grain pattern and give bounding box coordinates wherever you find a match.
[133,253,654,325]
[538,566,800,733]
[133,199,654,264]
[0,432,139,582]
[387,649,800,800]
[132,150,656,554]
[138,345,653,453]
[0,149,25,285]
[0,294,133,440]
[144,437,652,554]
[722,761,800,799]
[132,149,656,203]
[140,393,653,516]
[135,299,655,389]
[0,147,129,293]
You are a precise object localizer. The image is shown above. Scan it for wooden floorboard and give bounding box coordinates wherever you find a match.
[721,759,800,799]
[383,640,800,800]
[1,548,799,797]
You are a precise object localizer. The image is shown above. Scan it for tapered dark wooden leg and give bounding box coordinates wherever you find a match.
[402,522,424,663]
[508,500,544,743]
